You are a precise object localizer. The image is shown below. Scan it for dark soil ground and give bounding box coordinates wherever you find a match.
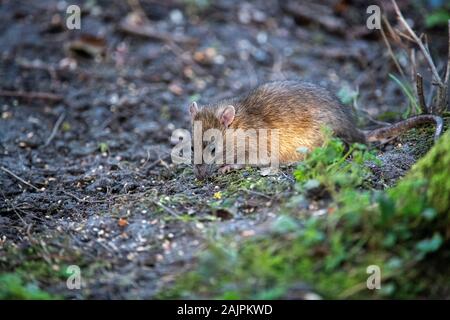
[0,0,448,299]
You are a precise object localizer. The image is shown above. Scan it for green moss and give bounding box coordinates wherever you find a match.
[0,273,58,300]
[212,167,292,197]
[0,240,88,299]
[392,129,450,214]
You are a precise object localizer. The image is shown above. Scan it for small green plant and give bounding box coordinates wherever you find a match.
[61,121,71,132]
[294,131,379,195]
[337,86,359,107]
[389,73,421,118]
[425,1,450,28]
[0,273,56,300]
[426,9,450,27]
[98,142,109,153]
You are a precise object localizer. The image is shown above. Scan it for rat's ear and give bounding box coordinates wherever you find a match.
[189,101,199,118]
[220,105,235,127]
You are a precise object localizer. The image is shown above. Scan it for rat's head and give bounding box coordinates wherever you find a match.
[189,101,235,180]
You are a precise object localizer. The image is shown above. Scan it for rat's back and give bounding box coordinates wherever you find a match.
[231,80,365,161]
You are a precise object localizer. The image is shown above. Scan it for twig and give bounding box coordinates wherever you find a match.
[139,149,152,168]
[382,15,401,44]
[146,158,165,170]
[445,20,450,84]
[359,109,392,126]
[0,90,63,102]
[151,199,181,218]
[140,153,171,171]
[422,33,432,57]
[416,73,428,113]
[380,17,404,77]
[0,189,28,227]
[44,113,65,147]
[16,58,58,82]
[0,166,40,191]
[410,48,416,85]
[61,190,108,204]
[244,189,272,200]
[396,30,415,43]
[391,0,442,86]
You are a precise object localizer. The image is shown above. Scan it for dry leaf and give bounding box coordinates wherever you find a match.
[193,47,217,65]
[118,217,128,227]
[168,82,183,95]
[67,34,106,59]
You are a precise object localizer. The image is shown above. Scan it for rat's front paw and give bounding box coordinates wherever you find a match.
[219,164,244,174]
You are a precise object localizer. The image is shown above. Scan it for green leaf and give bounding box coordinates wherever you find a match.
[271,216,299,234]
[425,10,450,28]
[416,233,443,254]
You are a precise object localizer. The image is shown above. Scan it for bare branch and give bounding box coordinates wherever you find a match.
[396,31,415,43]
[422,34,431,57]
[380,17,405,77]
[0,166,41,192]
[44,113,65,147]
[416,73,428,114]
[382,15,401,44]
[445,20,450,84]
[391,0,443,86]
[0,90,63,102]
[410,49,416,85]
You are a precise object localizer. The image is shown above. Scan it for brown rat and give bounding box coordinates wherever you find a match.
[189,80,443,180]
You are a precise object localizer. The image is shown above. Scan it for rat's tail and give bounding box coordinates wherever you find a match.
[364,115,443,143]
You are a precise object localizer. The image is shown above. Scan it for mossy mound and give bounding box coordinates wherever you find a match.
[162,130,450,299]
